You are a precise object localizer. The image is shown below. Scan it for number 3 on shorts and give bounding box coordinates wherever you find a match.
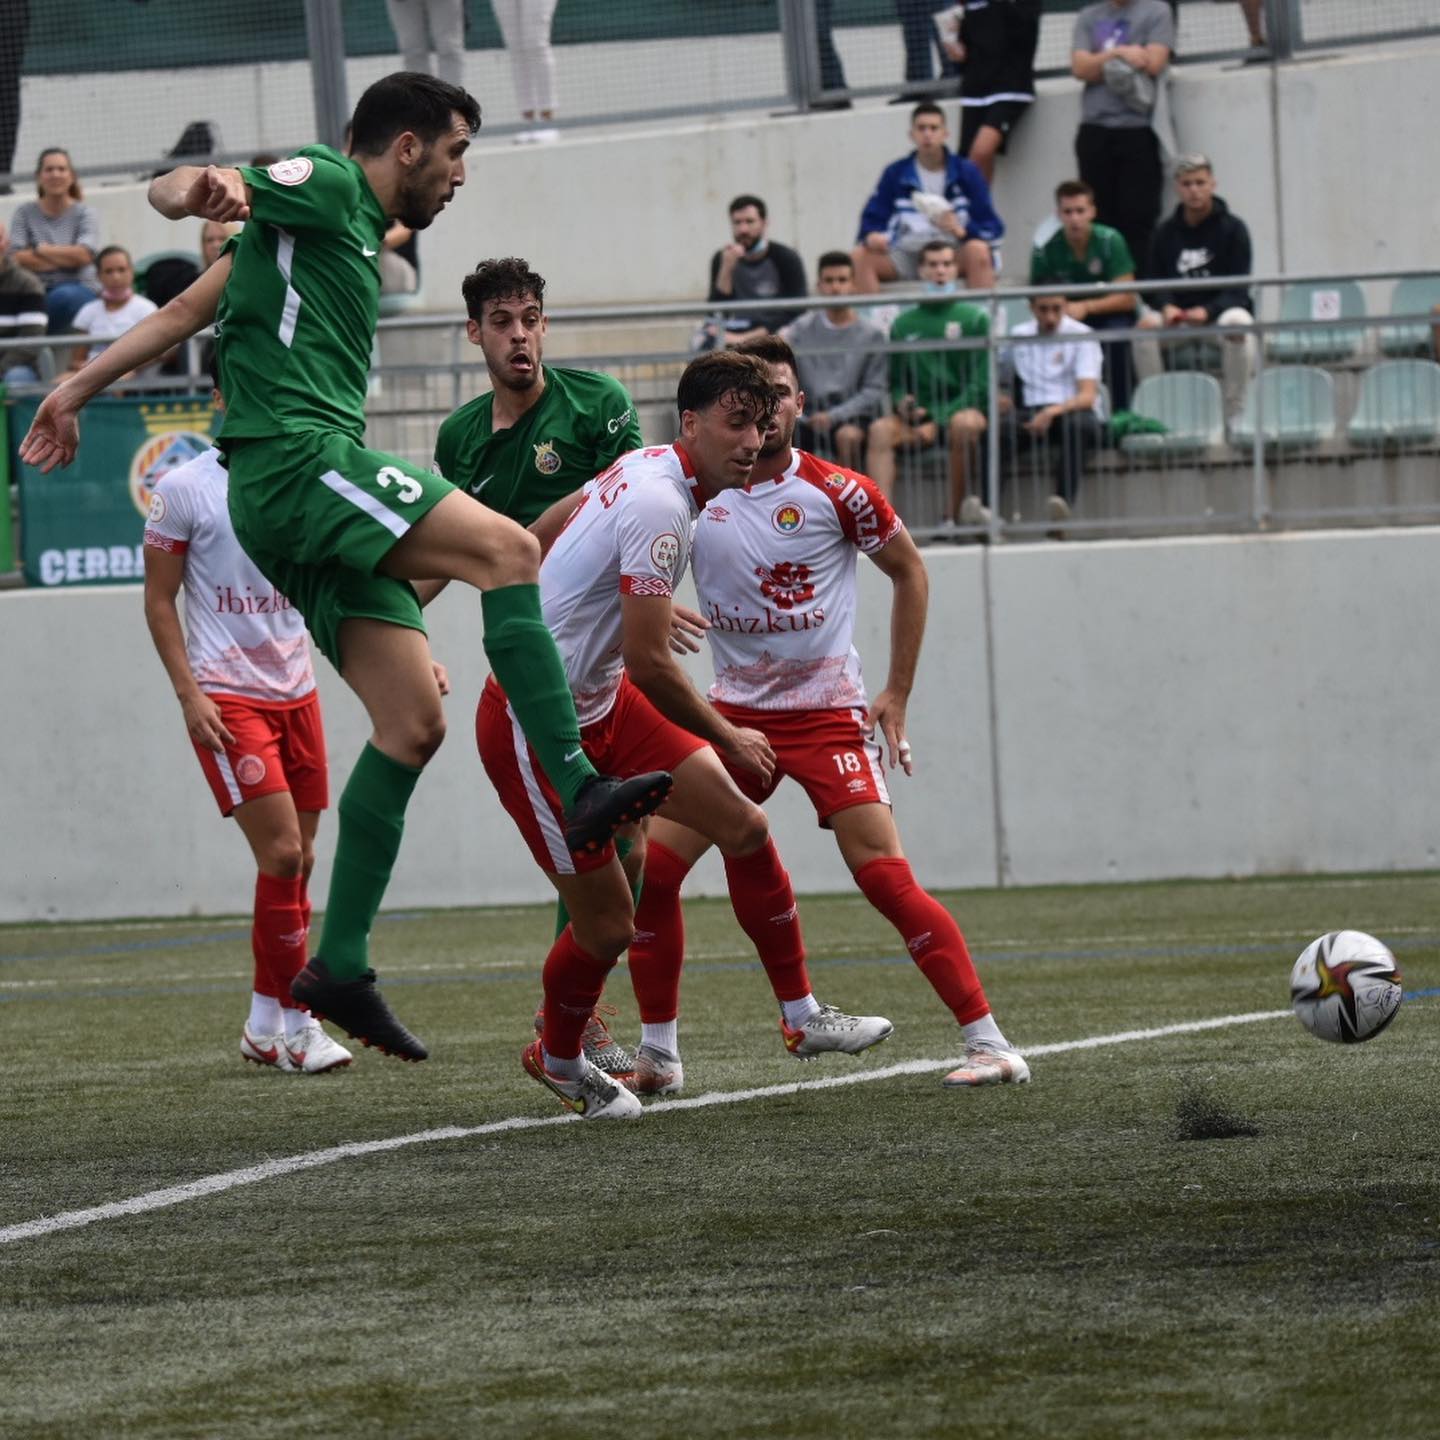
[377,464,424,506]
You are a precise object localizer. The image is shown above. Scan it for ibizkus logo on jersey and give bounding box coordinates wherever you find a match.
[129,402,216,519]
[755,561,815,611]
[533,439,562,475]
[771,502,806,535]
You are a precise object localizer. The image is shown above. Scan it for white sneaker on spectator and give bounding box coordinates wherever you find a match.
[959,495,992,527]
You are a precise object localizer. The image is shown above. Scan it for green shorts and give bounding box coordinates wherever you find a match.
[221,431,455,668]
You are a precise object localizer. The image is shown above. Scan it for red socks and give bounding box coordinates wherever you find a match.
[252,871,308,1000]
[541,925,618,1059]
[854,857,989,1024]
[723,838,812,1003]
[629,841,693,1024]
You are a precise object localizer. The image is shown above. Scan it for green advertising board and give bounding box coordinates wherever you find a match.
[14,396,219,588]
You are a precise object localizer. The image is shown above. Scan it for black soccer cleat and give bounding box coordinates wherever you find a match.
[563,770,673,855]
[290,958,429,1062]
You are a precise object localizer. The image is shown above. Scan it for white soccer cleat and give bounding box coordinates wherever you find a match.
[522,1041,643,1119]
[284,1022,353,1075]
[781,1003,894,1059]
[241,1025,296,1073]
[631,1044,685,1097]
[942,1047,1032,1088]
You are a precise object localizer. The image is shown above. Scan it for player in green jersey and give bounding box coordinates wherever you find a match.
[435,257,643,526]
[431,256,649,1080]
[20,73,671,1062]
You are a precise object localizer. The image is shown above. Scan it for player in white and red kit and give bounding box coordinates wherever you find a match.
[143,436,352,1075]
[475,351,893,1120]
[628,336,1030,1090]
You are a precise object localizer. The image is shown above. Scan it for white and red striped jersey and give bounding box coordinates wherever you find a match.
[693,448,901,711]
[540,444,705,725]
[143,448,315,705]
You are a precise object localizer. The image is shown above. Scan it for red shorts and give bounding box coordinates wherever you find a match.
[713,702,891,826]
[193,692,329,818]
[477,674,710,876]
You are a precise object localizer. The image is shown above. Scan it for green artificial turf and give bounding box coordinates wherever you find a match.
[1,875,1436,1439]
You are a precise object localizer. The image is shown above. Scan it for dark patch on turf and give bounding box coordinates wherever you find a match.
[1172,1079,1261,1141]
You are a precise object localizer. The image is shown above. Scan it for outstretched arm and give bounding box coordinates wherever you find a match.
[19,254,232,473]
[865,528,929,775]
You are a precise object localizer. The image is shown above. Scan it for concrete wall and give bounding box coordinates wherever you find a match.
[5,527,1439,923]
[3,40,1433,318]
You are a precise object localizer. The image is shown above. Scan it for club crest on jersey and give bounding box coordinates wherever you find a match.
[267,157,313,186]
[129,402,217,519]
[235,754,267,787]
[651,532,681,571]
[533,439,562,475]
[755,561,815,611]
[771,502,806,535]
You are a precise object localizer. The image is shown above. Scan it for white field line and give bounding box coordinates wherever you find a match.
[0,1007,1292,1249]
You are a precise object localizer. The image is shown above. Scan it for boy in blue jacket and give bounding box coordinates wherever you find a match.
[851,102,1004,294]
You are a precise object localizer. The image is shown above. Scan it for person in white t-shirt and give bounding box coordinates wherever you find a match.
[65,246,158,376]
[471,351,892,1121]
[142,402,354,1076]
[628,335,1030,1093]
[1001,291,1105,528]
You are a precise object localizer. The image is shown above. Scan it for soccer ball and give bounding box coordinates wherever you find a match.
[1290,930,1403,1044]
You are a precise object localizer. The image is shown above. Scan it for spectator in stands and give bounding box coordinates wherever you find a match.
[780,251,888,469]
[866,239,991,529]
[810,0,852,106]
[936,0,1042,184]
[895,2,959,95]
[1236,1,1267,56]
[1139,153,1255,418]
[0,0,28,194]
[495,1,561,142]
[385,0,465,87]
[1071,0,1174,282]
[381,220,420,295]
[697,194,807,350]
[64,245,159,378]
[852,102,1003,294]
[1030,178,1138,409]
[0,219,47,386]
[1001,292,1104,533]
[6,147,101,332]
[201,220,237,272]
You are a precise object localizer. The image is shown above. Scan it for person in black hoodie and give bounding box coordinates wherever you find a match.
[1139,153,1255,417]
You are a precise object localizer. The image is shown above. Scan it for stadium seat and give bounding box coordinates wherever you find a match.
[1266,280,1367,364]
[1118,372,1225,454]
[1346,360,1440,446]
[1379,276,1440,358]
[1230,366,1336,449]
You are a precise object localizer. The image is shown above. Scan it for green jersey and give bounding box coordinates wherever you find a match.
[889,300,990,421]
[216,146,387,445]
[433,364,642,527]
[1030,223,1135,289]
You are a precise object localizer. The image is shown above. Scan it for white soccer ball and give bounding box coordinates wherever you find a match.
[1290,930,1403,1044]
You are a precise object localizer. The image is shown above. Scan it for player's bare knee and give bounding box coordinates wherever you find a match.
[716,801,770,859]
[260,836,305,879]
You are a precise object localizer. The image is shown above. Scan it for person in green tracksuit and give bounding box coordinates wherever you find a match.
[433,256,648,1083]
[865,239,992,532]
[21,74,671,1067]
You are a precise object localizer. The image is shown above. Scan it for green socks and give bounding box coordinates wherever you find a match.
[482,583,595,809]
[553,835,642,938]
[316,742,421,980]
